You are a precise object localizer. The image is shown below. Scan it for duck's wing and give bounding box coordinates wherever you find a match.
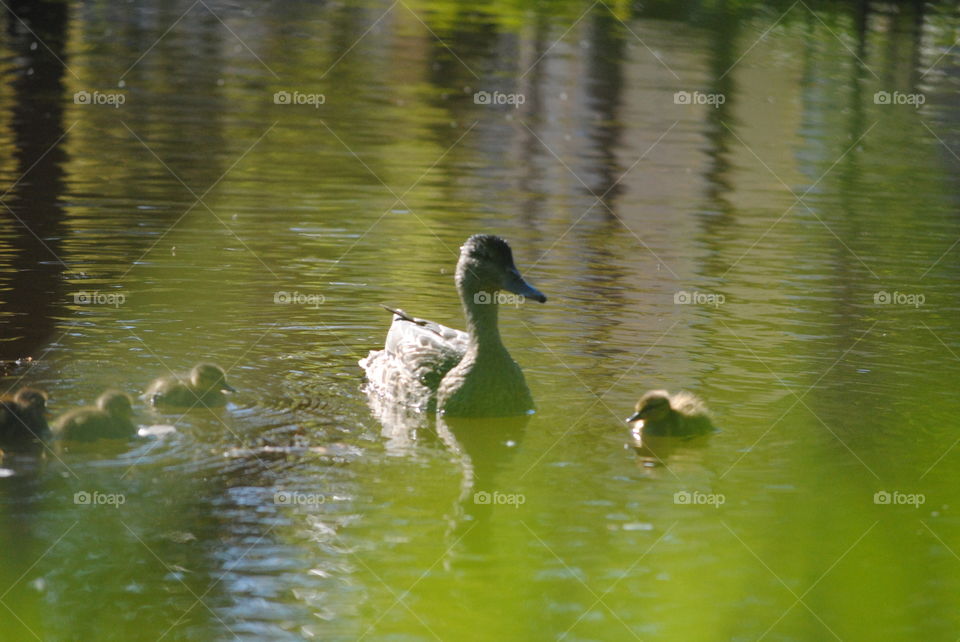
[382,307,468,359]
[360,308,468,400]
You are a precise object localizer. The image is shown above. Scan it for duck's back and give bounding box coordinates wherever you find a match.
[360,309,467,410]
[671,392,707,416]
[147,377,223,408]
[146,377,189,406]
[0,399,49,446]
[55,408,132,441]
[0,400,30,446]
[669,393,713,435]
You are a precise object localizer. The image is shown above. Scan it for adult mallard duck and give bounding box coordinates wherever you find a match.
[53,390,136,441]
[0,387,50,449]
[626,390,713,437]
[360,234,546,417]
[145,363,236,408]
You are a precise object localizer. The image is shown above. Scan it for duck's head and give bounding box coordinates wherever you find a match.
[456,234,547,303]
[626,390,672,424]
[97,390,133,418]
[14,388,48,417]
[190,363,236,394]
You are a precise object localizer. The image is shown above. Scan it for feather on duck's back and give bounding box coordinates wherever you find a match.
[360,310,467,410]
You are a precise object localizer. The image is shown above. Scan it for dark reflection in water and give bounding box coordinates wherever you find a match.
[1,0,69,360]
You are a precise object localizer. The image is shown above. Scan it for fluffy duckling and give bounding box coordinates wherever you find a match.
[0,387,50,449]
[53,390,136,442]
[626,390,713,437]
[145,363,236,408]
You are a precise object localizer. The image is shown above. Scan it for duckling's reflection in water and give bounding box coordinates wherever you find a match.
[629,429,714,475]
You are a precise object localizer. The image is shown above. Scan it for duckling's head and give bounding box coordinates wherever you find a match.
[190,363,236,394]
[97,390,133,418]
[626,390,673,424]
[14,388,48,415]
[457,234,547,303]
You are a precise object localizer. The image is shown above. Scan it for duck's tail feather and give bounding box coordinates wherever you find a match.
[380,305,425,326]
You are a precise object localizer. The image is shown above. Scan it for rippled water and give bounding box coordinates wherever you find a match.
[1,0,959,639]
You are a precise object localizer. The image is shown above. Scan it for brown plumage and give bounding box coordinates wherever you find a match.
[626,390,713,437]
[53,390,136,442]
[0,387,51,450]
[145,363,235,408]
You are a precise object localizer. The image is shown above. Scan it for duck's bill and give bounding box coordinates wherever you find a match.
[625,411,643,423]
[503,270,547,303]
[221,384,237,393]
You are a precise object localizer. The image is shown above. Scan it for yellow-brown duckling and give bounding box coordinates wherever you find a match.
[0,387,51,450]
[53,391,136,442]
[626,390,713,437]
[145,363,235,408]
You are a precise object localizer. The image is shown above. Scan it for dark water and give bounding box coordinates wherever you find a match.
[1,0,959,639]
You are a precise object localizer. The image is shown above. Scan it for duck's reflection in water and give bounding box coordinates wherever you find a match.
[364,386,529,554]
[438,415,530,556]
[363,385,446,454]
